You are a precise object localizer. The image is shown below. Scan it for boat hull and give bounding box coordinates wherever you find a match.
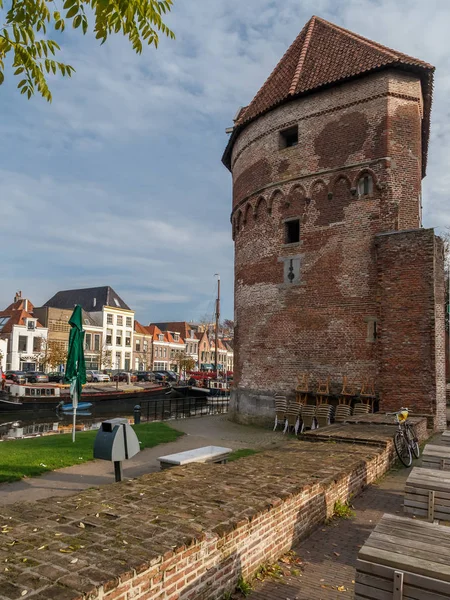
[0,386,166,412]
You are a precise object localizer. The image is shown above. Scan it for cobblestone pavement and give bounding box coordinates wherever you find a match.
[248,465,410,600]
[0,415,289,505]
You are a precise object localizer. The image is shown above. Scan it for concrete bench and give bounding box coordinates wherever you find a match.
[356,513,450,599]
[405,467,450,522]
[422,444,450,471]
[158,446,232,470]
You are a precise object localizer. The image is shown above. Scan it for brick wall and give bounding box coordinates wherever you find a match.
[228,67,442,428]
[376,229,446,428]
[0,437,400,600]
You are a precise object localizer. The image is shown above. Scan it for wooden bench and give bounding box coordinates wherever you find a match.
[422,444,450,471]
[440,431,450,446]
[356,513,450,599]
[158,446,232,470]
[405,467,450,522]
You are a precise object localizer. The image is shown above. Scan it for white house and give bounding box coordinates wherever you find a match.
[0,293,48,371]
[0,338,7,371]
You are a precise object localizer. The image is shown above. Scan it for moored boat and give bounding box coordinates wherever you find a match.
[169,385,210,399]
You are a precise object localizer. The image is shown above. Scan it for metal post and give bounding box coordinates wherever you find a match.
[133,405,141,425]
[114,461,123,482]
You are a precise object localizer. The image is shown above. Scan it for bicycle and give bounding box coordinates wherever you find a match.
[387,408,420,467]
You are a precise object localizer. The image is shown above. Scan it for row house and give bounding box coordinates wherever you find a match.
[43,286,134,370]
[154,322,199,369]
[147,325,172,371]
[34,305,103,370]
[133,321,152,371]
[0,292,48,371]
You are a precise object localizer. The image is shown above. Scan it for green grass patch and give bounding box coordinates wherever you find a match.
[227,448,259,462]
[0,422,183,483]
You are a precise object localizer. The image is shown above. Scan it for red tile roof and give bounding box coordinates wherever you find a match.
[223,16,434,175]
[134,320,151,336]
[4,298,35,313]
[0,310,43,335]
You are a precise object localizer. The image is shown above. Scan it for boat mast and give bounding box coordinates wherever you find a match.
[214,274,220,374]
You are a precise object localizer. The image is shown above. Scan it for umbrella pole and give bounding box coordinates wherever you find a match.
[72,406,77,442]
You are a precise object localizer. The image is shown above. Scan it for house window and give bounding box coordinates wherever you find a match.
[136,340,141,352]
[27,320,35,331]
[285,219,300,244]
[158,334,164,341]
[143,340,148,352]
[85,333,92,351]
[18,336,27,352]
[115,352,121,368]
[106,329,113,345]
[94,334,100,351]
[125,334,131,347]
[164,348,167,358]
[174,334,179,342]
[117,315,123,326]
[106,314,113,325]
[126,316,132,328]
[358,175,373,197]
[116,331,122,346]
[33,337,41,352]
[279,125,298,149]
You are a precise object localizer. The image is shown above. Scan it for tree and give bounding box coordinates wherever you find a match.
[96,343,112,370]
[36,338,67,371]
[177,351,195,377]
[0,0,175,101]
[222,319,234,336]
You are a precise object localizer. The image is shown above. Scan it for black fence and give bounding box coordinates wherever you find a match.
[140,395,230,423]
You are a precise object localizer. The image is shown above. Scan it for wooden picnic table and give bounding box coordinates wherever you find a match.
[356,513,450,599]
[422,444,450,471]
[440,431,450,447]
[405,466,450,522]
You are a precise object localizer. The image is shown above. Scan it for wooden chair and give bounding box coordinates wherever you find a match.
[334,404,352,423]
[284,400,302,435]
[300,405,316,432]
[295,372,310,404]
[316,404,333,428]
[339,376,358,405]
[360,376,376,411]
[273,394,287,431]
[315,376,331,405]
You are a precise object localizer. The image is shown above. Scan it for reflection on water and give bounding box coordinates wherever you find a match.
[0,394,229,440]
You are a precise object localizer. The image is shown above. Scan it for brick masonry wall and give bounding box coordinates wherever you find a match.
[376,229,446,427]
[227,67,442,427]
[0,436,400,600]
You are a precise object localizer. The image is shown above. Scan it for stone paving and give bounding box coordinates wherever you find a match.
[247,464,409,600]
[0,415,289,505]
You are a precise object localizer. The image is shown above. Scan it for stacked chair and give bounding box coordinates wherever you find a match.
[315,403,334,428]
[273,394,287,431]
[284,400,302,435]
[359,376,377,412]
[334,404,352,422]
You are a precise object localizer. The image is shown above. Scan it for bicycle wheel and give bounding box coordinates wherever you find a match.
[405,423,420,459]
[394,431,412,467]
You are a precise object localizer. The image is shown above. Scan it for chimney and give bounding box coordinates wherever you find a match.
[24,299,28,312]
[14,291,22,303]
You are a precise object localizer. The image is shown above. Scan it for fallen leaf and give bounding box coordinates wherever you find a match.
[78,522,85,529]
[32,528,38,532]
[54,533,62,537]
[21,591,28,597]
[334,552,340,557]
[95,513,100,518]
[38,545,47,551]
[70,558,78,564]
[337,586,346,592]
[122,540,128,545]
[59,549,73,554]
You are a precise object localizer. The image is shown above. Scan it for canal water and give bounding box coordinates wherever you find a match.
[0,393,229,439]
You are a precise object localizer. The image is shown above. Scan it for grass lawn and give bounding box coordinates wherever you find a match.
[227,448,259,462]
[0,422,183,483]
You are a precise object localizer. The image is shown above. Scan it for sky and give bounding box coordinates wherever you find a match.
[1,0,449,325]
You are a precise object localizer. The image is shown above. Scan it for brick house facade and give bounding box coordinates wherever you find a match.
[223,16,446,429]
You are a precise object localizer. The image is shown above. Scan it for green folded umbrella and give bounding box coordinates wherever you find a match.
[64,305,86,441]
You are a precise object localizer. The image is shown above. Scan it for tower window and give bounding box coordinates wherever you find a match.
[284,219,300,244]
[358,175,373,196]
[366,318,378,342]
[279,125,298,149]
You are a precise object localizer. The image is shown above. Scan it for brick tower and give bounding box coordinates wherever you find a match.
[222,16,446,429]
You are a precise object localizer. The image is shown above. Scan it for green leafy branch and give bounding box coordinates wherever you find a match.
[0,0,175,101]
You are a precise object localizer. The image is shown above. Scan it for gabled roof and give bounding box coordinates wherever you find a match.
[134,320,151,336]
[148,324,167,342]
[4,298,35,313]
[0,309,44,335]
[223,16,434,175]
[153,322,195,339]
[44,286,131,312]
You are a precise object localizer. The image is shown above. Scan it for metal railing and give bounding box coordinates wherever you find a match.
[140,396,229,423]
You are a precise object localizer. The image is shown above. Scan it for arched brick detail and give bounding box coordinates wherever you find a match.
[330,173,352,191]
[243,203,253,227]
[268,188,284,214]
[353,167,381,191]
[254,196,268,221]
[235,210,243,233]
[283,183,308,220]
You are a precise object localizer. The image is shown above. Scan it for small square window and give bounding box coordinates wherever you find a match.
[279,126,298,149]
[285,219,300,244]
